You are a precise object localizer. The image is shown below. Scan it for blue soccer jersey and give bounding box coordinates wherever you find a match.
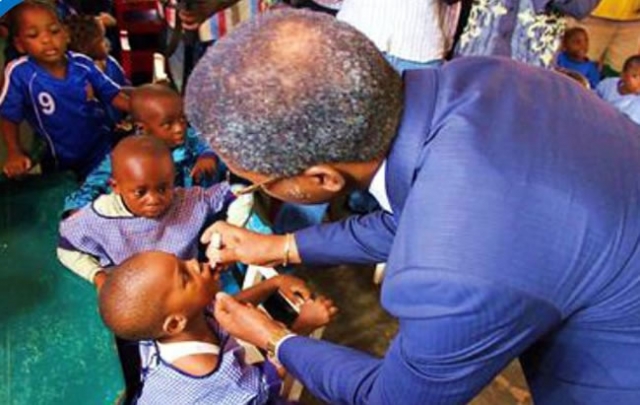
[0,52,122,175]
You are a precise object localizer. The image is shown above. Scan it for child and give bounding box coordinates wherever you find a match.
[98,251,337,404]
[65,14,130,129]
[596,55,640,125]
[62,84,220,214]
[57,135,236,289]
[0,1,130,179]
[556,27,600,89]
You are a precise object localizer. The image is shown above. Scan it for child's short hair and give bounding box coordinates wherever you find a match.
[623,55,640,72]
[130,84,180,122]
[562,27,588,45]
[98,253,168,341]
[7,0,58,36]
[65,14,103,56]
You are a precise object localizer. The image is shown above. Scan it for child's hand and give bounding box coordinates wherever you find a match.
[94,270,107,291]
[275,274,311,305]
[291,295,338,335]
[190,156,218,184]
[3,151,32,178]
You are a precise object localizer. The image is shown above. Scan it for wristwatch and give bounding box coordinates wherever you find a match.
[266,328,295,358]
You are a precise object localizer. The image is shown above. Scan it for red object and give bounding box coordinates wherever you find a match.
[113,1,165,84]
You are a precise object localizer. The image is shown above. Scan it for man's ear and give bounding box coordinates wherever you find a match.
[162,314,188,336]
[303,165,345,193]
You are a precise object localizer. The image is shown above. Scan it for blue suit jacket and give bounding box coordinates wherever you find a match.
[286,57,640,404]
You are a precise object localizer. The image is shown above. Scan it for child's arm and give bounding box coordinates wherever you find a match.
[235,274,310,307]
[81,54,131,112]
[0,61,31,177]
[1,119,32,177]
[56,246,106,289]
[186,128,219,183]
[110,92,130,113]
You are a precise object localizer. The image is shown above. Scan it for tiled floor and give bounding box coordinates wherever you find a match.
[296,264,533,405]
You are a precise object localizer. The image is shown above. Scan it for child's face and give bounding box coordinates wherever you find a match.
[138,96,188,149]
[112,154,175,218]
[622,64,640,95]
[159,254,220,319]
[14,7,68,65]
[87,33,109,61]
[564,32,588,60]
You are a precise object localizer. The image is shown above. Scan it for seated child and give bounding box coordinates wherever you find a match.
[99,251,337,405]
[556,27,600,90]
[596,55,640,126]
[63,83,220,214]
[0,1,130,179]
[65,13,131,130]
[57,136,232,289]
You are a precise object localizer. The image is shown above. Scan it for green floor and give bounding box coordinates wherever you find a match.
[0,173,123,405]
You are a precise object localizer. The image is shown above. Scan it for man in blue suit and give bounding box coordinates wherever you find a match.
[185,9,640,405]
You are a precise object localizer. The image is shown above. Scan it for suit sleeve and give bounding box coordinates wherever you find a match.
[279,273,560,405]
[294,210,397,266]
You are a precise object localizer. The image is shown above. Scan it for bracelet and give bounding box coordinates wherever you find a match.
[282,233,293,267]
[266,328,295,358]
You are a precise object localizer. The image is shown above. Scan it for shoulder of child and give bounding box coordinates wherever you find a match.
[1,56,31,84]
[171,353,220,377]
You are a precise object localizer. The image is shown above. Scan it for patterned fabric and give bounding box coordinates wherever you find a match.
[596,78,640,125]
[137,306,281,405]
[62,128,220,213]
[58,184,232,276]
[456,0,566,67]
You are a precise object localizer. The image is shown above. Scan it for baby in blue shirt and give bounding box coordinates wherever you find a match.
[596,55,640,126]
[0,1,130,178]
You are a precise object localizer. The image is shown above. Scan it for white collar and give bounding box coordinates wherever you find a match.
[156,340,220,363]
[368,160,393,213]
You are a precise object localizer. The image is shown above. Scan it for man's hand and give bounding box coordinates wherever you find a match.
[291,295,338,335]
[201,221,299,267]
[190,155,218,183]
[3,151,32,178]
[214,292,287,349]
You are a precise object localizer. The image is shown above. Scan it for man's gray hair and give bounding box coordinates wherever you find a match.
[185,9,403,177]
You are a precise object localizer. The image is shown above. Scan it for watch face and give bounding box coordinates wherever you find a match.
[311,0,343,10]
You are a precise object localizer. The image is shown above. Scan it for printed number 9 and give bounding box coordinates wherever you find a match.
[38,92,56,115]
